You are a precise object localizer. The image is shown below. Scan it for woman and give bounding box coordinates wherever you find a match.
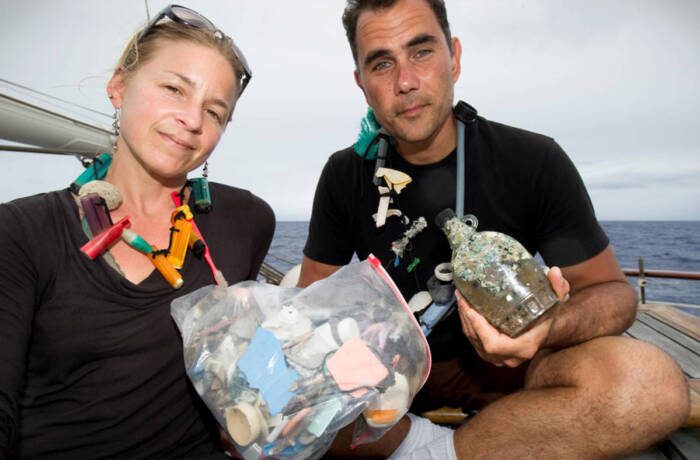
[0,5,274,459]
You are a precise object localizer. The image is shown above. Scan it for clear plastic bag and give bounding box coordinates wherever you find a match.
[171,255,431,460]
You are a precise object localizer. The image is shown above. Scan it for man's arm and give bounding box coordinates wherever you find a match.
[545,244,637,346]
[457,245,637,367]
[297,255,342,287]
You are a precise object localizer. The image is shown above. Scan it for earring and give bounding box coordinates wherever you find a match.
[112,108,121,138]
[109,109,121,154]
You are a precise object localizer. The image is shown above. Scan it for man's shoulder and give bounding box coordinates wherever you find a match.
[480,117,556,150]
[318,146,367,187]
[327,145,362,167]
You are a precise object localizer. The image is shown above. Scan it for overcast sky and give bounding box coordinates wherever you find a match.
[1,0,698,220]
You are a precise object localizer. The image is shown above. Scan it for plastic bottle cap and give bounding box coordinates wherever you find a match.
[225,402,264,446]
[434,262,454,282]
[434,208,455,228]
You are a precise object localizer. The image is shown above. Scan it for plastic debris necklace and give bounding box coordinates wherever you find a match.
[71,153,225,288]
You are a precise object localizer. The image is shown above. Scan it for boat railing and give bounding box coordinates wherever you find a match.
[623,257,700,304]
[261,257,700,302]
[259,261,285,285]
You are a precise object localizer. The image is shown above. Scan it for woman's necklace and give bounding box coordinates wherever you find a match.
[72,153,223,289]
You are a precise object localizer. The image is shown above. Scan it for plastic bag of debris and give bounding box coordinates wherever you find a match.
[171,255,431,460]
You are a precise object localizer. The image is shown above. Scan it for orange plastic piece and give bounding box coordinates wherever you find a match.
[150,247,183,289]
[166,218,193,269]
[364,409,399,425]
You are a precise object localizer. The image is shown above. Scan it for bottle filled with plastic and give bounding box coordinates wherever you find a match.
[435,209,559,337]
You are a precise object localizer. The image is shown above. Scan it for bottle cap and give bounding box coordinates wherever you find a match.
[434,208,455,228]
[225,402,265,446]
[434,262,454,282]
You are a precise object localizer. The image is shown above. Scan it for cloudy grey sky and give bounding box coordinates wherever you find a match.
[1,0,698,220]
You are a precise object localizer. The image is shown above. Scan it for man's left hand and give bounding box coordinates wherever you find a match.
[456,267,570,367]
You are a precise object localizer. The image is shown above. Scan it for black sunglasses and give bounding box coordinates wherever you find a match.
[138,4,252,95]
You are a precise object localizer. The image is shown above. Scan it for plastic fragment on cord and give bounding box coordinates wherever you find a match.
[80,193,111,235]
[70,153,112,193]
[149,248,183,289]
[121,228,152,254]
[167,218,194,269]
[375,167,412,194]
[80,216,130,259]
[190,177,213,213]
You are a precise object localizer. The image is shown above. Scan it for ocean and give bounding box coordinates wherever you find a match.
[265,221,700,309]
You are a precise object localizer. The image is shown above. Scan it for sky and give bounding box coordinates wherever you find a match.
[0,0,698,221]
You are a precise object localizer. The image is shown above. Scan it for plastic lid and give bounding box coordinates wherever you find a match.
[435,208,455,229]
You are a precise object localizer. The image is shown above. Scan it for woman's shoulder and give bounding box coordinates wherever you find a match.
[1,189,71,227]
[209,182,275,225]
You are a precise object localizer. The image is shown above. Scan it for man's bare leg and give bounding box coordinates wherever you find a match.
[453,336,689,459]
[325,337,687,459]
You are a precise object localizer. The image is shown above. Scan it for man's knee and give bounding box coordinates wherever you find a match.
[608,338,689,429]
[527,336,689,434]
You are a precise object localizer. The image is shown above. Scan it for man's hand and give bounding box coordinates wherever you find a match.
[456,267,570,367]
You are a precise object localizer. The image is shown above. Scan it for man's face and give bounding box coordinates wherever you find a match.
[353,0,461,147]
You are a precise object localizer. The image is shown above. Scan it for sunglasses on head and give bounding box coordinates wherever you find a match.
[138,4,252,95]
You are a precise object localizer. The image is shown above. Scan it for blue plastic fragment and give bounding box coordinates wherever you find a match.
[238,328,299,415]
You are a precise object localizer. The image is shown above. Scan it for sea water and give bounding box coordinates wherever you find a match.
[265,221,700,309]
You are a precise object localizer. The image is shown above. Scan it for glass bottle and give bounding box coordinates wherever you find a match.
[435,209,559,337]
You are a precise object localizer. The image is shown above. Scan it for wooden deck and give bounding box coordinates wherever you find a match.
[422,303,700,459]
[622,303,699,459]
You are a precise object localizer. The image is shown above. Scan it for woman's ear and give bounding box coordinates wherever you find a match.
[107,69,126,109]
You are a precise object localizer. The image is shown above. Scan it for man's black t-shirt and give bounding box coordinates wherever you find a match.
[0,183,275,459]
[304,113,608,361]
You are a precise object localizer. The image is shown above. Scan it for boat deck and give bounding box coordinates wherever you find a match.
[421,303,700,458]
[624,303,699,459]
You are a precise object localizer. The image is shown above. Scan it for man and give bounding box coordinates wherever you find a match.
[300,0,689,458]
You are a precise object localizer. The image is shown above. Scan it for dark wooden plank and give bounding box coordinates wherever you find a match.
[625,321,700,378]
[665,428,700,459]
[688,380,700,428]
[639,304,700,342]
[624,449,669,459]
[636,313,700,356]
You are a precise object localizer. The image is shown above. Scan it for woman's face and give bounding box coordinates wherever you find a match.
[108,39,238,182]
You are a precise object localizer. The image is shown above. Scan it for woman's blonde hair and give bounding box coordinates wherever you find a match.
[115,21,246,95]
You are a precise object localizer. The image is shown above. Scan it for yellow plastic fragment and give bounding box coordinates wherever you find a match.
[375,167,412,194]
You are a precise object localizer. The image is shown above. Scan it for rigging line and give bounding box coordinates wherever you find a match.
[265,253,299,266]
[145,0,151,21]
[0,78,111,119]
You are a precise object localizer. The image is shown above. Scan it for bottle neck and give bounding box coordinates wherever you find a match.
[442,217,473,250]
